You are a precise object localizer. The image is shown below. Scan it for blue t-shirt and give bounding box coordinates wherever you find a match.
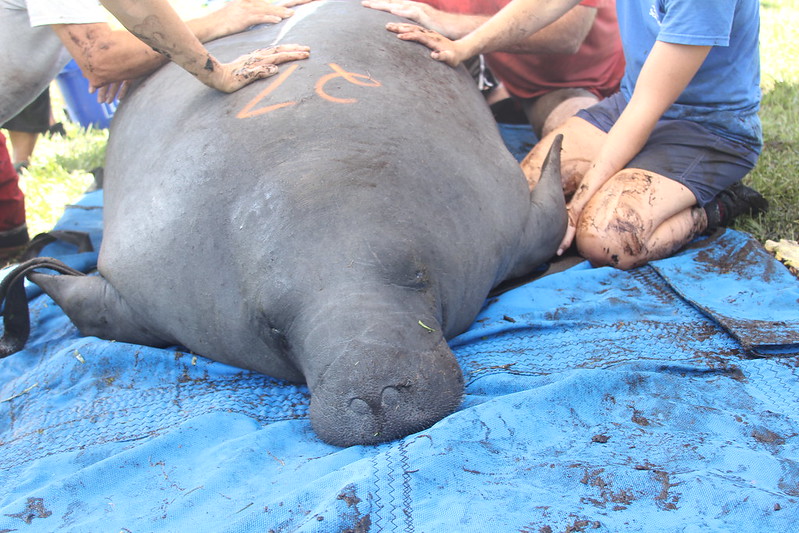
[617,0,762,152]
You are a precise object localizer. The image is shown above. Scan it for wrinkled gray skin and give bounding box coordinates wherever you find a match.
[31,0,566,446]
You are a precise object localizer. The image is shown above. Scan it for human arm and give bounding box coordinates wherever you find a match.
[363,0,595,55]
[556,41,713,254]
[366,0,580,66]
[362,0,479,39]
[55,0,310,94]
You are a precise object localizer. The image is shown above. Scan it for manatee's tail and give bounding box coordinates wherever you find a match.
[28,272,171,347]
[0,257,85,357]
[0,257,171,357]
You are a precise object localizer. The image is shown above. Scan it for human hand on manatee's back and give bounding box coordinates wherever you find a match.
[363,0,440,32]
[205,0,316,41]
[383,22,468,67]
[210,44,312,93]
[99,0,310,93]
[91,80,131,104]
[90,46,312,99]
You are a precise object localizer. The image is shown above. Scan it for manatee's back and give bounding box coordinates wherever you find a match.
[100,0,532,374]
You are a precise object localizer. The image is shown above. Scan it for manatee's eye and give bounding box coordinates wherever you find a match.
[395,263,431,291]
[375,247,431,290]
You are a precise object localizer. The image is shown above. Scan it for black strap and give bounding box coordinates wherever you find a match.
[0,257,86,358]
[21,230,94,262]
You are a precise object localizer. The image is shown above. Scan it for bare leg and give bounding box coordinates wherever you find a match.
[577,169,705,270]
[485,82,510,106]
[521,88,599,138]
[521,118,708,270]
[520,115,605,193]
[6,130,39,166]
[540,95,598,138]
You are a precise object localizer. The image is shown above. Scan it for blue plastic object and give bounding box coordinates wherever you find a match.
[497,122,539,162]
[55,59,117,129]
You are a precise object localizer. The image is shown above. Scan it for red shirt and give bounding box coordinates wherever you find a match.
[423,0,624,100]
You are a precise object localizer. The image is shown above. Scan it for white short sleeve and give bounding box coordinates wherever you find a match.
[25,0,108,27]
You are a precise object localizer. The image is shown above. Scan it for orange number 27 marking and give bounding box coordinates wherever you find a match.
[236,64,300,119]
[236,63,381,119]
[315,63,381,103]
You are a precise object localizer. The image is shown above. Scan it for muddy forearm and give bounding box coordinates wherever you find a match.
[51,22,164,87]
[99,0,222,86]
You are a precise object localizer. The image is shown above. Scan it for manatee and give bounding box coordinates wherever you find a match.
[11,0,566,446]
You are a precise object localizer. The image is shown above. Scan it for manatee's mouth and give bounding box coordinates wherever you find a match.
[307,339,464,447]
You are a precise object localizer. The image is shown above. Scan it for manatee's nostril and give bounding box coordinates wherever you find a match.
[349,397,372,415]
[381,386,401,410]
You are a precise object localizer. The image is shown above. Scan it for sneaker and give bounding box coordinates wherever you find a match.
[0,223,30,262]
[47,122,67,138]
[704,182,769,233]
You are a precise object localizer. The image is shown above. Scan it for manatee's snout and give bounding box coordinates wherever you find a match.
[308,337,464,447]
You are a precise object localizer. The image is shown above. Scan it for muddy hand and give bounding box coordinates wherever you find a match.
[213,44,310,93]
[91,80,131,104]
[385,22,463,67]
[557,206,578,256]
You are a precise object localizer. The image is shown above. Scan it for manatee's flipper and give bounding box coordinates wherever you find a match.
[528,134,568,244]
[508,134,569,278]
[29,272,172,348]
[0,258,86,357]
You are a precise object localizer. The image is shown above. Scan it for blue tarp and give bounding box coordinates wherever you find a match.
[0,119,799,533]
[2,186,799,531]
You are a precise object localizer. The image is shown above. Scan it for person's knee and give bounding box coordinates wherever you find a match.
[575,217,646,271]
[541,96,599,138]
[522,115,599,193]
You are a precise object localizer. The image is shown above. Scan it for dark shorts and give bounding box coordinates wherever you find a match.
[575,92,759,206]
[1,89,51,134]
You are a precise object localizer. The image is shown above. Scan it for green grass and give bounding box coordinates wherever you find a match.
[4,0,799,244]
[735,0,799,242]
[15,117,106,237]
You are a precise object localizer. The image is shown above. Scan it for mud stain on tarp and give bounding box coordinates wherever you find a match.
[752,427,786,445]
[777,457,799,497]
[4,496,53,524]
[653,470,680,510]
[337,487,361,508]
[630,406,651,427]
[337,485,371,533]
[650,234,799,350]
[579,468,636,510]
[692,233,780,283]
[519,516,602,533]
[342,515,371,533]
